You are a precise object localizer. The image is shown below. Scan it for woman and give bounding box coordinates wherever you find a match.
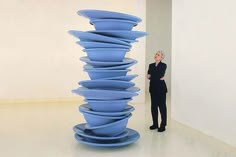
[147,50,168,132]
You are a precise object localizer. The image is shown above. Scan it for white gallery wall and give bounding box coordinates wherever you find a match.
[172,0,236,147]
[0,0,146,103]
[146,0,172,94]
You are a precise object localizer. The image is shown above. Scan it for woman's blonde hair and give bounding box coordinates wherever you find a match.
[156,50,165,60]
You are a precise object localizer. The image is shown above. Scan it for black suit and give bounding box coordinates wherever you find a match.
[148,62,167,128]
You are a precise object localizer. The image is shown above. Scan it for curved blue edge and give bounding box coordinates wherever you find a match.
[73,123,130,140]
[82,60,137,70]
[76,41,131,49]
[79,57,137,67]
[74,127,140,147]
[96,75,138,81]
[77,9,142,23]
[71,86,140,94]
[68,30,132,46]
[88,30,147,40]
[84,98,132,103]
[79,104,135,116]
[84,113,132,130]
[78,79,135,90]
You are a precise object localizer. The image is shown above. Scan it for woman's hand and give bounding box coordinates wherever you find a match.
[160,77,164,80]
[147,74,151,79]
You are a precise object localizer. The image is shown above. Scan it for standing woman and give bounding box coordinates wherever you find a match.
[147,50,168,132]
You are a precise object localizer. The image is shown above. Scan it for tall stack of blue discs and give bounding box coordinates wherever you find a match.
[68,10,147,147]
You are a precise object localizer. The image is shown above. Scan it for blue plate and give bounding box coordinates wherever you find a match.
[83,60,137,70]
[74,128,140,147]
[79,80,135,90]
[71,87,139,100]
[79,104,135,116]
[84,69,131,80]
[78,9,142,23]
[88,30,147,40]
[80,111,130,127]
[116,38,138,43]
[73,123,129,140]
[85,114,131,136]
[96,74,138,81]
[84,98,131,112]
[68,30,131,46]
[83,63,137,70]
[76,41,131,49]
[80,57,136,67]
[90,19,137,31]
[83,48,129,62]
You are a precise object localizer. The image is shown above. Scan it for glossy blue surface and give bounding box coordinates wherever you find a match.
[79,104,135,116]
[71,87,139,100]
[88,30,147,40]
[83,60,137,70]
[80,57,136,67]
[83,48,129,62]
[77,41,131,49]
[68,30,131,46]
[78,9,142,23]
[117,38,138,43]
[96,74,138,81]
[74,128,140,147]
[80,110,129,127]
[84,98,131,112]
[69,9,146,147]
[84,69,131,80]
[79,80,135,90]
[90,19,137,30]
[73,123,129,140]
[85,114,131,136]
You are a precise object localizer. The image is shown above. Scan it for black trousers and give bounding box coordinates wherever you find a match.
[150,92,167,127]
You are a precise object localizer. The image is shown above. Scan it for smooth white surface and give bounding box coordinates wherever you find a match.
[0,0,146,103]
[1,98,236,157]
[172,0,236,147]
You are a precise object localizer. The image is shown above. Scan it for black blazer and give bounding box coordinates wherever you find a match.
[148,62,167,93]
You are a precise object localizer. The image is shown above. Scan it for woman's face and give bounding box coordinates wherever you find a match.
[155,52,162,62]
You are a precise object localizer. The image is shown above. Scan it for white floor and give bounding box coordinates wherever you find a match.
[1,97,236,157]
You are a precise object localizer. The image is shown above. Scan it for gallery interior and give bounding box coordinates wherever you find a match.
[0,0,236,156]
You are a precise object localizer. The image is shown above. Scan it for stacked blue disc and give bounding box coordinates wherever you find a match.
[68,9,147,147]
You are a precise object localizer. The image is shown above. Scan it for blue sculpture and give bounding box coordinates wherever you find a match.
[69,9,147,147]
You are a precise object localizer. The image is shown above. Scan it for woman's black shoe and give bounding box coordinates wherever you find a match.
[149,125,158,130]
[158,127,166,132]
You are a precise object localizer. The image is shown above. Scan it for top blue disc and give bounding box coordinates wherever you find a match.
[78,9,142,23]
